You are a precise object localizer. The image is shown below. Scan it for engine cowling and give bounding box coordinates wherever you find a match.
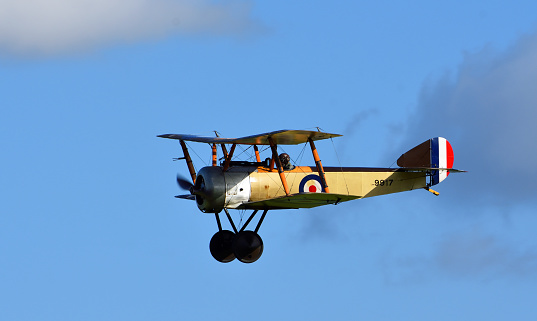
[193,166,226,213]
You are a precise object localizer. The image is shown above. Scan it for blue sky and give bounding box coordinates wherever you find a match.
[2,1,537,320]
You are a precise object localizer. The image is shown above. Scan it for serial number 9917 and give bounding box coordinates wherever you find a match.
[374,179,393,186]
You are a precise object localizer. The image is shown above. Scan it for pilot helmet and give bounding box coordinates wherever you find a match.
[279,153,291,166]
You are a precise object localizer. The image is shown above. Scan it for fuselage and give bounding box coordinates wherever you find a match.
[195,165,428,213]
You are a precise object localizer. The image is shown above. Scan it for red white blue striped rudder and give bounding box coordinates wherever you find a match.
[396,137,455,186]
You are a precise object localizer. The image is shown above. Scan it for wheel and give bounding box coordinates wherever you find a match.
[232,231,263,263]
[209,230,236,263]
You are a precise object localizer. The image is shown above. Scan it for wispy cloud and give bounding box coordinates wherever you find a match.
[0,0,260,56]
[380,231,537,285]
[298,210,347,243]
[434,232,537,278]
[399,31,537,206]
[336,109,379,160]
[341,109,378,137]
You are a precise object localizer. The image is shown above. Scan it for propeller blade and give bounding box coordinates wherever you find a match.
[175,194,195,200]
[176,175,194,191]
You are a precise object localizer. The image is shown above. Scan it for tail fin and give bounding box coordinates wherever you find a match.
[397,137,454,185]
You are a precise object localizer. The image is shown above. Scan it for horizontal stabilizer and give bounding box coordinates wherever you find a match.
[158,130,342,145]
[398,167,466,173]
[237,193,360,210]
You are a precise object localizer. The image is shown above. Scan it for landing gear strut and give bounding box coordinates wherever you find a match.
[209,209,268,263]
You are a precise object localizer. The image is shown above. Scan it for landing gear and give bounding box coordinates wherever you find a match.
[209,209,268,263]
[233,231,263,263]
[209,230,235,263]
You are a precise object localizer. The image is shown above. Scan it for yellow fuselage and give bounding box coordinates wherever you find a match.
[194,165,430,212]
[249,166,427,201]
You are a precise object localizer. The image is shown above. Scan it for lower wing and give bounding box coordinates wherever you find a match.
[237,192,360,210]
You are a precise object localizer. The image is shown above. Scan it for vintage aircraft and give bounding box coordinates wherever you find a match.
[158,129,463,263]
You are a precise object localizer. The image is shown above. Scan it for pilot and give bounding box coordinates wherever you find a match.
[279,153,295,170]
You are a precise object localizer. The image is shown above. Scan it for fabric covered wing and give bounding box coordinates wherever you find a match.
[237,193,360,210]
[158,130,342,145]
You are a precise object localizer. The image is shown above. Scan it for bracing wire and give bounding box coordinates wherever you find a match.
[292,142,309,190]
[234,145,253,161]
[238,209,245,230]
[187,141,210,168]
[330,137,350,195]
[178,141,201,173]
[278,142,308,192]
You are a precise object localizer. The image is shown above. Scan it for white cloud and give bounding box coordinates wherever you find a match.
[0,0,259,56]
[399,31,537,206]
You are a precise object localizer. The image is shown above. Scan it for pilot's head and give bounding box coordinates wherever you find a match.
[279,153,291,167]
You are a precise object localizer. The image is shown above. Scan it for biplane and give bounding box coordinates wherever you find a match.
[158,129,463,263]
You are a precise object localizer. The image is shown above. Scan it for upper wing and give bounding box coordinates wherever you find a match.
[236,192,360,210]
[157,130,342,145]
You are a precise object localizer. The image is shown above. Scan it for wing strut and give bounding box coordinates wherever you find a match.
[212,143,217,166]
[179,140,196,184]
[269,154,275,172]
[214,131,229,160]
[254,145,261,162]
[308,138,330,193]
[222,143,237,171]
[268,137,290,196]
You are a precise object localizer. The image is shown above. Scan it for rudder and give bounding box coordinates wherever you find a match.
[397,137,454,185]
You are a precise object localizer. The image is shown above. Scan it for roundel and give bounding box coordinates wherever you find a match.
[299,174,325,193]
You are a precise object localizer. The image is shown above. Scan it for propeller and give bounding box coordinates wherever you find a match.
[176,175,194,191]
[176,174,206,203]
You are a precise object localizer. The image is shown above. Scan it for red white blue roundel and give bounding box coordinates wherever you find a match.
[299,174,325,193]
